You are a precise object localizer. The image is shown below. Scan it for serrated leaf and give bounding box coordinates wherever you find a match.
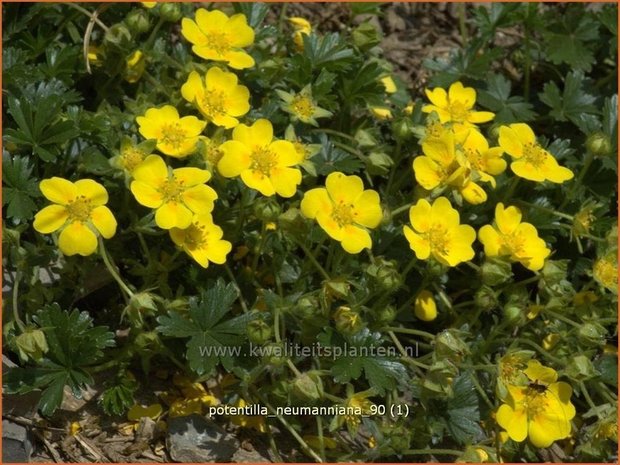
[543,12,599,71]
[539,72,597,126]
[2,154,39,221]
[314,135,364,175]
[302,33,355,72]
[445,373,484,444]
[39,372,68,417]
[232,3,269,29]
[477,74,536,123]
[156,279,255,376]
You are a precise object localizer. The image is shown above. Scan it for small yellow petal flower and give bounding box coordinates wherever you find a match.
[141,2,157,8]
[130,155,217,230]
[124,50,145,83]
[422,81,494,131]
[170,214,232,268]
[403,196,476,267]
[414,290,437,321]
[33,177,117,256]
[498,123,573,183]
[478,203,551,271]
[229,398,267,433]
[277,86,332,126]
[380,75,397,94]
[289,17,312,50]
[301,172,382,254]
[181,9,255,69]
[218,119,303,198]
[593,253,618,293]
[181,67,250,129]
[136,105,206,158]
[370,106,392,120]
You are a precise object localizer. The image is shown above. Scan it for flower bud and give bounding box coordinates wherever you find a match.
[104,23,131,47]
[124,50,146,83]
[365,151,393,176]
[502,304,524,326]
[125,9,151,35]
[392,118,416,141]
[414,290,437,322]
[375,305,396,326]
[323,279,350,300]
[352,22,381,50]
[566,354,598,381]
[577,322,607,347]
[293,295,318,320]
[586,132,613,157]
[474,285,498,311]
[541,260,568,285]
[14,328,48,362]
[542,333,560,350]
[159,2,182,22]
[262,342,286,367]
[253,198,281,222]
[247,319,272,345]
[481,258,512,286]
[384,424,411,454]
[134,331,162,352]
[435,329,469,362]
[291,372,323,402]
[333,306,363,334]
[367,258,401,292]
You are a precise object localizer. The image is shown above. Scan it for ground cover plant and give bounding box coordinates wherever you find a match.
[2,2,618,462]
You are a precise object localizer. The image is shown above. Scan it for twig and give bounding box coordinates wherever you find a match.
[33,429,63,463]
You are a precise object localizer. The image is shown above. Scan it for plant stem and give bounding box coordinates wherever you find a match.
[470,372,494,410]
[404,448,463,457]
[560,150,595,210]
[294,237,330,281]
[385,326,435,340]
[224,264,250,313]
[99,237,134,299]
[516,200,574,221]
[316,415,326,462]
[12,269,25,331]
[498,337,563,365]
[502,177,520,203]
[523,20,531,101]
[144,17,165,50]
[66,3,109,30]
[543,309,581,328]
[392,202,413,217]
[458,3,468,46]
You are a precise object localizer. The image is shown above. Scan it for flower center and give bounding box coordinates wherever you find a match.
[522,143,546,168]
[205,31,231,55]
[427,224,450,256]
[291,95,315,119]
[448,101,469,122]
[183,223,207,250]
[425,121,444,140]
[463,148,483,171]
[524,389,550,418]
[250,147,278,176]
[203,141,224,167]
[160,123,187,150]
[66,196,93,222]
[201,90,227,118]
[121,147,146,172]
[594,259,617,288]
[331,201,356,227]
[159,178,185,202]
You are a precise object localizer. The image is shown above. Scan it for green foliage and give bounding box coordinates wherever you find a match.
[156,280,255,375]
[2,154,39,221]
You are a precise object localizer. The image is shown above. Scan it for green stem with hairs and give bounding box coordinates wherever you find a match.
[99,237,134,299]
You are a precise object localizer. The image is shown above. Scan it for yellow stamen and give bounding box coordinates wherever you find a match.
[66,196,93,222]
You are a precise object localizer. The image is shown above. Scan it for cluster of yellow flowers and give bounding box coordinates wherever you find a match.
[497,358,576,448]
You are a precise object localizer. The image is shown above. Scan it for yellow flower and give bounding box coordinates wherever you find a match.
[370,106,392,120]
[496,360,576,448]
[412,129,487,204]
[199,136,225,171]
[127,403,163,422]
[414,290,437,321]
[572,290,599,306]
[124,50,145,83]
[593,253,618,293]
[181,9,255,69]
[181,67,250,129]
[380,75,397,94]
[301,172,382,254]
[335,391,374,433]
[33,178,117,256]
[170,214,232,268]
[403,196,476,266]
[498,123,573,183]
[218,119,303,197]
[229,398,267,433]
[87,45,103,65]
[461,128,506,187]
[111,137,156,175]
[404,101,415,115]
[276,86,332,126]
[289,17,312,50]
[136,105,206,158]
[422,81,494,131]
[130,155,217,229]
[141,2,157,8]
[478,203,551,271]
[542,333,560,351]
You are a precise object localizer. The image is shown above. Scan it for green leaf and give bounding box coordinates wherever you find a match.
[602,95,618,144]
[445,373,484,444]
[328,328,408,395]
[2,154,39,221]
[313,135,364,175]
[39,372,68,417]
[302,33,356,72]
[232,3,269,29]
[539,71,597,126]
[156,279,255,375]
[543,11,599,72]
[477,74,536,123]
[100,376,138,416]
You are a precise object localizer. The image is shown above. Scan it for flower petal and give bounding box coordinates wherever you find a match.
[413,157,443,190]
[409,199,432,233]
[131,180,164,208]
[316,211,344,241]
[224,50,255,70]
[90,206,117,239]
[270,140,302,166]
[40,178,77,205]
[33,205,68,233]
[155,202,193,230]
[181,184,217,214]
[173,167,211,186]
[250,119,274,147]
[496,404,527,443]
[340,225,371,254]
[75,179,108,206]
[325,172,364,204]
[270,167,301,198]
[404,225,430,260]
[511,160,546,182]
[181,71,204,104]
[132,155,168,186]
[218,142,252,178]
[352,190,382,228]
[181,18,207,46]
[478,225,501,257]
[424,87,448,109]
[58,222,98,256]
[301,188,331,219]
[498,126,524,159]
[448,82,475,108]
[240,170,275,196]
[227,14,255,47]
[495,203,521,235]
